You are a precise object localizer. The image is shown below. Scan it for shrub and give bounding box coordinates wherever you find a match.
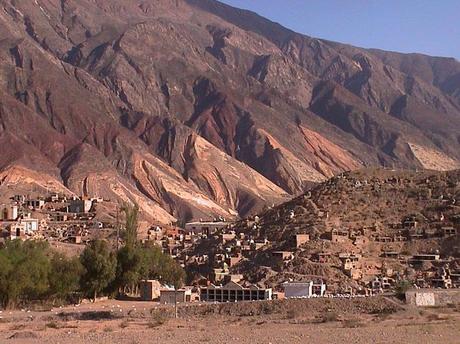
[395,280,412,300]
[320,312,339,323]
[45,321,59,329]
[148,310,168,327]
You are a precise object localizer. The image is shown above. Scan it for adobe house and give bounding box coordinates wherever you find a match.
[431,267,453,289]
[0,205,18,221]
[442,227,457,237]
[8,223,25,240]
[223,274,244,284]
[375,236,392,243]
[140,280,162,301]
[200,281,272,302]
[294,234,310,248]
[272,251,294,263]
[220,232,236,244]
[67,199,93,213]
[315,252,331,263]
[339,253,362,279]
[403,216,418,229]
[328,229,349,243]
[226,253,242,267]
[211,267,229,283]
[26,199,45,210]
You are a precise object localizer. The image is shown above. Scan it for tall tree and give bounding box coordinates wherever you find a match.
[121,203,139,249]
[80,240,116,301]
[114,203,142,294]
[49,253,83,303]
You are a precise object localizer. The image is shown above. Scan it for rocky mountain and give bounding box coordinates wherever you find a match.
[1,0,460,223]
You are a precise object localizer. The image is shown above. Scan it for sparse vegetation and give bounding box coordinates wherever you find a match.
[149,310,169,328]
[120,320,130,328]
[319,312,339,323]
[395,280,412,300]
[342,319,365,328]
[45,321,59,329]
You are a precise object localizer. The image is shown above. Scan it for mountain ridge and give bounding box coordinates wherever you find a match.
[0,0,459,223]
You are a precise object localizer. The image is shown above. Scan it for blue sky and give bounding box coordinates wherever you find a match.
[219,0,460,60]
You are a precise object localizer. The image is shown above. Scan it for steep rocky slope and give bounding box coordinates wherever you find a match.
[0,0,459,223]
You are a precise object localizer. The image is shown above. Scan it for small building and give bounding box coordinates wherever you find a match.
[159,287,198,304]
[220,232,236,244]
[272,251,294,263]
[8,218,39,238]
[211,267,229,283]
[381,251,399,259]
[294,234,310,248]
[26,199,45,210]
[328,229,349,243]
[68,199,93,213]
[411,254,440,262]
[140,280,162,301]
[12,195,26,203]
[200,281,272,302]
[315,252,331,263]
[442,227,457,237]
[223,274,244,284]
[403,217,418,229]
[226,254,242,267]
[283,280,326,298]
[0,205,18,221]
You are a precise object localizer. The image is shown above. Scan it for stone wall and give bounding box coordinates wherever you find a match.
[406,289,460,306]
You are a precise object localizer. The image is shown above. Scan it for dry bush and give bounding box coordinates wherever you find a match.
[286,308,302,319]
[45,321,59,329]
[318,312,339,323]
[426,313,442,321]
[148,310,168,328]
[9,323,26,331]
[342,319,365,328]
[120,319,130,328]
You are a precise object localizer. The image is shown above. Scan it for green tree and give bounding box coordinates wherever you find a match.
[49,253,83,303]
[121,203,139,249]
[138,242,185,287]
[115,245,143,295]
[0,250,13,308]
[0,240,51,308]
[114,203,142,295]
[80,240,116,301]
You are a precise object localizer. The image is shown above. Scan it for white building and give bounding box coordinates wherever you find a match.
[283,280,326,298]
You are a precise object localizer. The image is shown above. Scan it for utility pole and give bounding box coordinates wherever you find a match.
[116,205,120,251]
[175,287,178,319]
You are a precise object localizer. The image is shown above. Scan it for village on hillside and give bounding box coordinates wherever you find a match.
[1,169,460,306]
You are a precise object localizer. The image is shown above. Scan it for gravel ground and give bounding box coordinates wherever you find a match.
[1,298,459,344]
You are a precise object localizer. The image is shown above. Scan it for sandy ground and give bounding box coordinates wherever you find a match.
[1,299,459,344]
